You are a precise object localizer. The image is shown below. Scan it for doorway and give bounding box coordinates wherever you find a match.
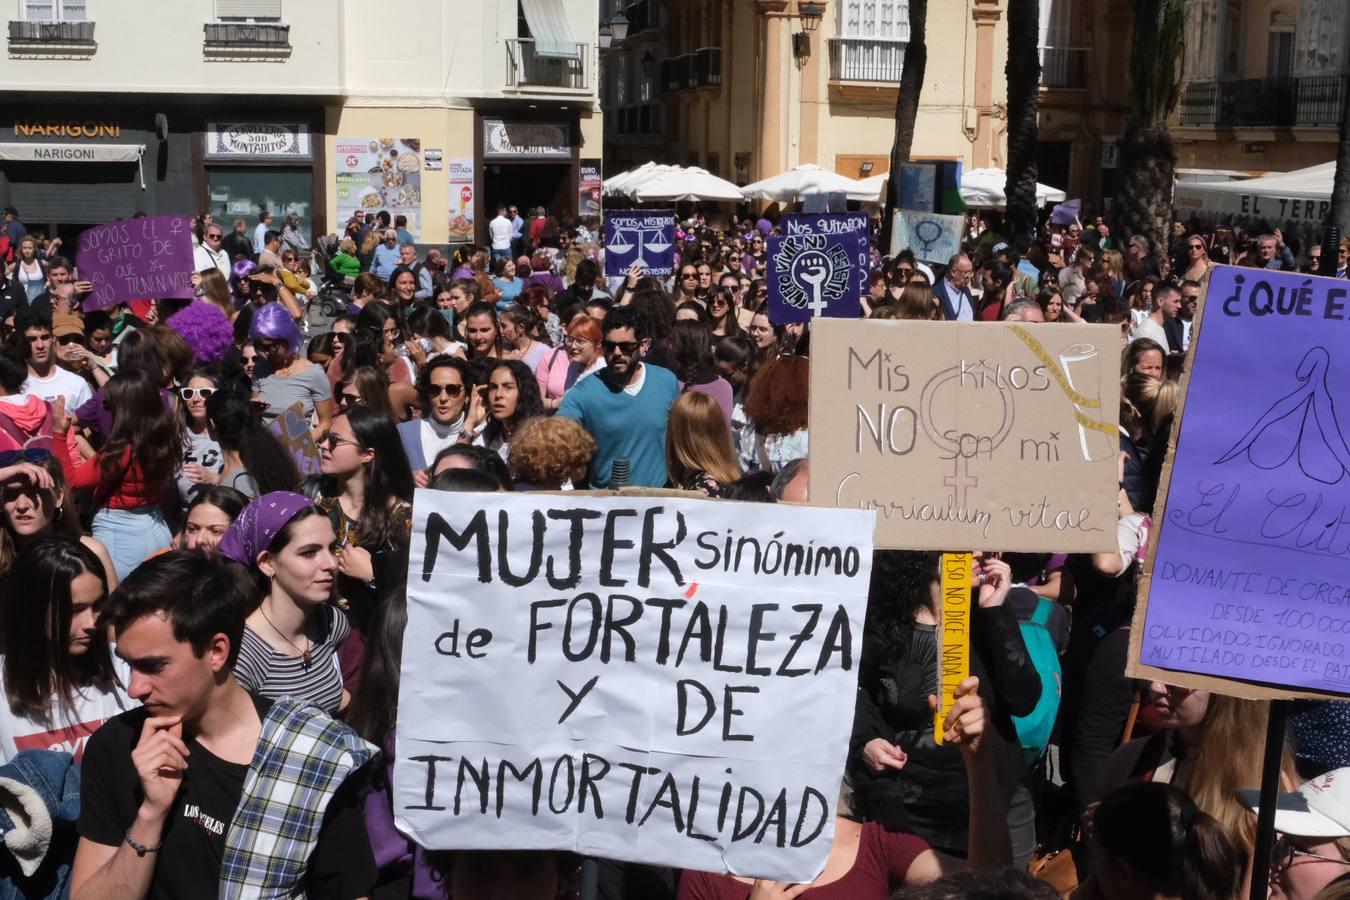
[481,163,573,226]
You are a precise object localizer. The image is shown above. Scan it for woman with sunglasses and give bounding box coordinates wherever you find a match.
[176,369,224,500]
[0,535,132,762]
[536,313,605,412]
[708,284,745,338]
[205,381,301,499]
[398,356,470,477]
[473,359,544,462]
[1180,232,1215,286]
[220,492,351,716]
[315,407,413,632]
[744,233,768,275]
[50,369,178,580]
[179,484,248,556]
[672,264,701,305]
[251,302,334,441]
[336,365,400,421]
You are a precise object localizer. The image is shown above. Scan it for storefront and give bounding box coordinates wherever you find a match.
[0,102,324,245]
[475,110,582,245]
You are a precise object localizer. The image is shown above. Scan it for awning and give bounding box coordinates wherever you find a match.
[0,143,146,188]
[520,0,579,59]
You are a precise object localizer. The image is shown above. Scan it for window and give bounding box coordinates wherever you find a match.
[1267,13,1295,79]
[215,0,281,21]
[23,1,86,21]
[834,1,908,82]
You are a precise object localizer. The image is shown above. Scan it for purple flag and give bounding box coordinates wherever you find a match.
[75,215,195,311]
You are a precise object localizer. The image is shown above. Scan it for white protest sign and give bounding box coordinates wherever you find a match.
[890,210,964,263]
[393,491,875,882]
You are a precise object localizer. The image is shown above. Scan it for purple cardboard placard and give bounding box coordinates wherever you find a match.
[603,211,675,277]
[75,215,195,311]
[1135,265,1350,697]
[768,214,868,324]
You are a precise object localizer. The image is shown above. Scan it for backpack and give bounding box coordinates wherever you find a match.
[1012,596,1063,761]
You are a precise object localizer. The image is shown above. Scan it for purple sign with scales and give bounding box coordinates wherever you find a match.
[1138,265,1350,695]
[74,215,195,311]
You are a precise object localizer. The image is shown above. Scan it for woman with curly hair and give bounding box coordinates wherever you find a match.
[473,358,545,461]
[50,369,179,579]
[507,416,595,489]
[739,353,809,473]
[666,391,741,497]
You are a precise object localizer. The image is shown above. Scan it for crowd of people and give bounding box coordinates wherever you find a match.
[0,195,1342,900]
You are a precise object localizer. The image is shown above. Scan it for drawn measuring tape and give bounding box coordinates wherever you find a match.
[934,552,973,744]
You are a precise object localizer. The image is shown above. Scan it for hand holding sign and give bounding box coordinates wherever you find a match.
[930,676,988,754]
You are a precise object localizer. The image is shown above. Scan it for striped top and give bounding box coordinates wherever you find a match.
[235,604,350,716]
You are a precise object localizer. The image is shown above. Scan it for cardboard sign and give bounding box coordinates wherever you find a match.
[393,490,875,882]
[889,210,964,264]
[808,319,1120,552]
[267,402,321,477]
[604,211,675,277]
[899,163,937,212]
[1129,266,1350,699]
[768,214,868,324]
[934,553,972,744]
[74,215,194,311]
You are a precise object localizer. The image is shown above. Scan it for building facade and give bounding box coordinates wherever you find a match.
[0,0,601,246]
[1174,0,1346,175]
[602,0,1011,188]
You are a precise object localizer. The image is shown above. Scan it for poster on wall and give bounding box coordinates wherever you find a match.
[334,137,422,240]
[579,158,602,232]
[448,158,475,244]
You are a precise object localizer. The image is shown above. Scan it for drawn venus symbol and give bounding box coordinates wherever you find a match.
[912,218,945,256]
[777,235,852,316]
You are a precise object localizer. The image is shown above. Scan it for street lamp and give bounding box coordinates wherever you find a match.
[799,2,824,32]
[599,22,613,49]
[640,50,656,77]
[610,10,629,43]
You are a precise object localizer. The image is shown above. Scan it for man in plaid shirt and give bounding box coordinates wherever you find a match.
[69,552,377,899]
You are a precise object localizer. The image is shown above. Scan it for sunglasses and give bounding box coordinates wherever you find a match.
[321,432,362,450]
[680,272,698,280]
[427,383,465,398]
[254,339,285,354]
[179,387,217,401]
[601,339,640,355]
[710,296,729,307]
[336,392,363,408]
[0,449,51,466]
[205,234,223,241]
[57,334,83,346]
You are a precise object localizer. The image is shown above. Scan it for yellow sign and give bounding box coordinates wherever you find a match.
[14,121,121,139]
[934,552,972,744]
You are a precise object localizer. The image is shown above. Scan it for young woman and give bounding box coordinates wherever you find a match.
[240,341,260,382]
[708,285,745,338]
[406,305,465,361]
[197,268,235,320]
[669,320,734,426]
[8,236,47,304]
[1180,233,1216,285]
[491,256,523,305]
[499,305,549,371]
[536,313,604,411]
[179,485,248,556]
[347,272,386,315]
[52,369,177,580]
[519,284,564,346]
[472,359,544,462]
[666,391,742,497]
[0,457,116,587]
[315,407,414,632]
[673,264,701,305]
[336,365,400,422]
[740,354,810,474]
[250,302,334,439]
[387,266,418,307]
[461,301,504,362]
[713,335,756,458]
[356,301,417,388]
[0,536,131,762]
[205,381,302,498]
[176,369,224,500]
[220,493,351,716]
[1122,337,1166,382]
[398,356,470,474]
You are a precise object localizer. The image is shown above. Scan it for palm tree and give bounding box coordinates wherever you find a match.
[880,0,928,252]
[1114,0,1186,265]
[1005,0,1041,239]
[1329,84,1350,261]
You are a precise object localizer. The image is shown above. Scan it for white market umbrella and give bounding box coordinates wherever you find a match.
[740,163,873,202]
[960,167,1066,209]
[1173,161,1335,219]
[632,167,744,203]
[854,172,890,204]
[604,162,677,198]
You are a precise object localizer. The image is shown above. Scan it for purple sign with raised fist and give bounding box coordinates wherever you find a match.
[75,215,195,311]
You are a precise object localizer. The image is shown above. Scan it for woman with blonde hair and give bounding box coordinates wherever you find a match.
[666,391,742,497]
[507,417,595,490]
[894,283,942,321]
[1102,249,1127,296]
[197,268,235,320]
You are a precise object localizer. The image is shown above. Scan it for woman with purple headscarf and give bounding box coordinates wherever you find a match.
[218,491,353,716]
[250,302,334,439]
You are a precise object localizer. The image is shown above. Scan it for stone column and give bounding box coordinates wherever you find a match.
[756,0,792,179]
[971,0,1002,168]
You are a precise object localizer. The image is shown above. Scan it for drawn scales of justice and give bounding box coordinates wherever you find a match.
[919,327,1117,510]
[608,225,671,270]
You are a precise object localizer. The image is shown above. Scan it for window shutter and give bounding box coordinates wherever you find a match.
[24,1,57,21]
[215,0,282,19]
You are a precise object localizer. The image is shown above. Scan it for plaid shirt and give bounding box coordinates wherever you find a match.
[218,698,376,900]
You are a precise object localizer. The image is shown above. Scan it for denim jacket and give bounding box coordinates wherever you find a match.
[0,750,80,900]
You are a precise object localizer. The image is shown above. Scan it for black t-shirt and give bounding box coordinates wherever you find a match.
[77,694,376,899]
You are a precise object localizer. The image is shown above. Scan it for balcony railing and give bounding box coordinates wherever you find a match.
[611,104,663,137]
[1041,46,1088,89]
[696,46,721,87]
[203,22,291,59]
[506,39,592,91]
[1180,75,1348,127]
[8,19,95,55]
[828,37,905,83]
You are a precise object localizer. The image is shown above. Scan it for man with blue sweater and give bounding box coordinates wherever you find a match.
[559,305,679,488]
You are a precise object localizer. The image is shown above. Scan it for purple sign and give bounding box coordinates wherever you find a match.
[75,215,194,311]
[768,214,868,324]
[1139,265,1350,695]
[603,211,675,277]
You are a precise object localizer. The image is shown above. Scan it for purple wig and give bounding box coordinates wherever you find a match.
[249,302,303,356]
[167,302,235,365]
[229,259,256,305]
